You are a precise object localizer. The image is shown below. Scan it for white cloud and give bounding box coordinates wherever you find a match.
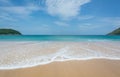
[0,6,40,16]
[0,0,12,6]
[0,0,41,20]
[78,23,98,30]
[46,0,91,19]
[77,17,120,33]
[0,6,40,21]
[78,15,94,20]
[0,0,9,3]
[0,0,42,21]
[54,21,69,26]
[0,13,17,21]
[100,17,120,26]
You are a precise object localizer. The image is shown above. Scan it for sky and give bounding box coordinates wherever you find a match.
[0,0,120,35]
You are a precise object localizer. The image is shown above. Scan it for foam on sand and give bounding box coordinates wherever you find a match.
[0,41,120,69]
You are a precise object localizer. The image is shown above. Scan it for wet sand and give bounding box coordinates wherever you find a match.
[0,59,120,77]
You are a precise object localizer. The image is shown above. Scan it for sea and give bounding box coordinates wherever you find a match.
[0,35,120,69]
[0,35,120,41]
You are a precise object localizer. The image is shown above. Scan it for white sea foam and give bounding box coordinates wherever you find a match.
[0,41,120,70]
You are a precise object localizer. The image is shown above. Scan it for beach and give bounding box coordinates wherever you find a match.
[0,59,120,77]
[0,35,120,77]
[0,0,120,75]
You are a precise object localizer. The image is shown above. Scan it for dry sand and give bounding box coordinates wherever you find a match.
[0,59,120,77]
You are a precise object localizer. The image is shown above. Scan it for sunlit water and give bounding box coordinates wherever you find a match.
[0,35,120,69]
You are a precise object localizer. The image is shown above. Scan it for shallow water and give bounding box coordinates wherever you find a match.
[0,41,120,69]
[0,35,120,41]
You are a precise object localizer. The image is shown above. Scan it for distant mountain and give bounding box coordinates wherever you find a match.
[0,29,22,35]
[108,28,120,35]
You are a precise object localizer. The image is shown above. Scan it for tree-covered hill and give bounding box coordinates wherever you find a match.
[0,29,22,35]
[108,28,120,35]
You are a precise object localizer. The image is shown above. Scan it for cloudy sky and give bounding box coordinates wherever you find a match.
[0,0,120,35]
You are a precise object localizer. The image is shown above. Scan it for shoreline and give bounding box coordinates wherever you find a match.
[0,41,120,77]
[0,59,120,77]
[0,41,120,70]
[0,58,120,70]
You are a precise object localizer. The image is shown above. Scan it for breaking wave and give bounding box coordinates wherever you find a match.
[0,41,120,70]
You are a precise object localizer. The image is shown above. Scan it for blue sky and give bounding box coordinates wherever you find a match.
[0,0,120,35]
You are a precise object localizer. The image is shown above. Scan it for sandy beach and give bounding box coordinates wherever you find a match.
[0,59,120,77]
[0,41,120,77]
[0,0,120,76]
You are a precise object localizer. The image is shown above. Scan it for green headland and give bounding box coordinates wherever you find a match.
[108,28,120,35]
[0,29,22,35]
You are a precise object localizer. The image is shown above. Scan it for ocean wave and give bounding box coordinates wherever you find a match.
[0,41,120,70]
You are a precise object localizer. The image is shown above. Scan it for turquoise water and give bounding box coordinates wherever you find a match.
[0,35,120,41]
[0,35,120,69]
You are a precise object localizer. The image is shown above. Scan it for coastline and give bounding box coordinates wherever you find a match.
[0,59,120,77]
[0,40,120,77]
[0,41,120,70]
